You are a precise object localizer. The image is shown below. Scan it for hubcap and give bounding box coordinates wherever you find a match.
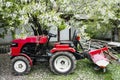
[14,60,27,73]
[54,56,71,73]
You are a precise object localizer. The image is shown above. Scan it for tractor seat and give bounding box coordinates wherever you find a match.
[60,41,74,47]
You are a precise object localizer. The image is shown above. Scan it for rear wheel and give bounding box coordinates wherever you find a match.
[49,52,76,74]
[11,56,31,75]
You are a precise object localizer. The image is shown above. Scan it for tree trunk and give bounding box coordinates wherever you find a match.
[112,27,119,41]
[112,20,120,41]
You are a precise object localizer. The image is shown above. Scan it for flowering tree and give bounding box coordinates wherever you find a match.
[0,0,120,41]
[0,0,65,39]
[80,0,120,41]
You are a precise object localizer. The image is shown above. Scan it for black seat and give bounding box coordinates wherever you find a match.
[60,41,74,47]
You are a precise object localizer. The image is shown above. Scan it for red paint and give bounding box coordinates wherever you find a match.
[11,35,48,56]
[92,54,108,63]
[89,46,109,66]
[50,44,76,53]
[89,47,108,56]
[76,36,80,41]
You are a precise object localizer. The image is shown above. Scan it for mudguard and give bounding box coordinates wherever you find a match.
[11,53,33,66]
[50,44,76,53]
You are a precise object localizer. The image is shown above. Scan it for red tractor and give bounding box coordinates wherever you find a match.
[10,15,85,75]
[10,28,85,75]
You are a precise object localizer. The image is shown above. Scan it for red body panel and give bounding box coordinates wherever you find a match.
[11,35,48,56]
[89,47,109,66]
[89,47,108,56]
[92,54,108,63]
[50,44,76,53]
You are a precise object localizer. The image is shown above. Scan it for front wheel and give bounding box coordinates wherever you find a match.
[49,52,76,74]
[11,56,31,75]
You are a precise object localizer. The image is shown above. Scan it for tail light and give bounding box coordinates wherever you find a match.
[76,35,80,41]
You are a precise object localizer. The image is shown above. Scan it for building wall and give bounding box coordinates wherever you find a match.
[60,28,70,41]
[0,30,13,45]
[49,26,58,41]
[50,27,74,41]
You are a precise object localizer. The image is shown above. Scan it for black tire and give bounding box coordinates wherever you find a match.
[49,52,76,75]
[11,56,31,75]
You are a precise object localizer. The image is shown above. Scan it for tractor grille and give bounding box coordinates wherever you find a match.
[0,44,10,54]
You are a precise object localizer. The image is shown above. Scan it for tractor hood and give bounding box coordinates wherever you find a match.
[12,36,48,44]
[12,36,37,43]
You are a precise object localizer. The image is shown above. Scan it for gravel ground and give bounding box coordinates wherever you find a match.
[0,54,54,80]
[0,54,26,80]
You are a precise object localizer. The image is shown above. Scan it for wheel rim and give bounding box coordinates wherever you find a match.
[54,56,71,73]
[14,60,27,73]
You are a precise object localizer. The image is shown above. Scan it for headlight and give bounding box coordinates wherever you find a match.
[10,42,18,47]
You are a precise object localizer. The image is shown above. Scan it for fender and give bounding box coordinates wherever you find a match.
[20,54,33,66]
[11,53,33,66]
[50,44,76,53]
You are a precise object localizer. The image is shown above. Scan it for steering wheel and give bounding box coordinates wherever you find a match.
[48,33,56,37]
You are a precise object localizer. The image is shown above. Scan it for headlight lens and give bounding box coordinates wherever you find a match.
[10,42,18,47]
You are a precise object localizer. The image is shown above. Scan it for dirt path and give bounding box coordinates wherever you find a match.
[0,54,26,80]
[0,54,55,80]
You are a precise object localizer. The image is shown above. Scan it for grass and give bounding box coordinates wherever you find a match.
[26,54,120,80]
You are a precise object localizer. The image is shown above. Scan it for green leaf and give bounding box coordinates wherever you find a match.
[58,21,66,31]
